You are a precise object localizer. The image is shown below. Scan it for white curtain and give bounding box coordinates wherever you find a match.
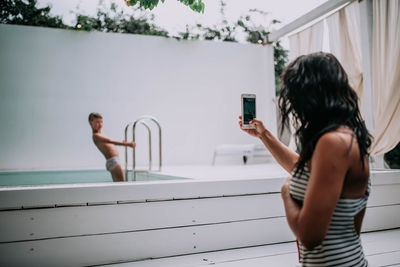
[287,21,325,150]
[371,0,400,155]
[326,2,363,102]
[288,20,325,61]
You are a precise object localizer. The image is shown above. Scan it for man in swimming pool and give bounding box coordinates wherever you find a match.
[88,112,136,182]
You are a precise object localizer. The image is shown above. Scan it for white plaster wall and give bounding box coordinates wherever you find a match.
[0,24,276,171]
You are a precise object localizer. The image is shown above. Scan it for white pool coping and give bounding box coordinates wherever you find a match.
[0,163,398,210]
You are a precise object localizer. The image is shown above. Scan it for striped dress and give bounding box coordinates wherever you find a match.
[289,165,370,266]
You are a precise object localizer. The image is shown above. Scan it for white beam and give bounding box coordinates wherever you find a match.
[268,0,354,42]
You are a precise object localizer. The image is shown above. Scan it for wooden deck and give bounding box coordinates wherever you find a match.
[0,165,399,266]
[106,228,400,267]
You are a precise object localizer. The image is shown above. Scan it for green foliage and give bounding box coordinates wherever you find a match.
[274,41,288,95]
[384,142,400,169]
[0,0,67,28]
[74,3,168,37]
[176,1,235,42]
[186,23,236,42]
[126,0,205,13]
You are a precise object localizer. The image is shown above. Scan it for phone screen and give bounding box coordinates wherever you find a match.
[243,97,256,124]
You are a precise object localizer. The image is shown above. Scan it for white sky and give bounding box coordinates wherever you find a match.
[37,0,328,46]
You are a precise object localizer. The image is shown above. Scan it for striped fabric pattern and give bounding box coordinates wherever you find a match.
[289,166,370,267]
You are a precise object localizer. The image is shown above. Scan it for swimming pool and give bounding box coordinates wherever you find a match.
[0,169,189,187]
[0,163,287,187]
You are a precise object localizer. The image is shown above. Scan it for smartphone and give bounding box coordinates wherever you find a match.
[241,93,256,129]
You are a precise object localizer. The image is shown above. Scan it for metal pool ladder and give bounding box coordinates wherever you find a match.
[124,116,162,181]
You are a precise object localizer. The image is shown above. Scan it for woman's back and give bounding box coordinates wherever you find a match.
[290,128,370,266]
[240,52,373,266]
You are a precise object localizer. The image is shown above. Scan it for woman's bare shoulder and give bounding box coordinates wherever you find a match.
[316,130,354,156]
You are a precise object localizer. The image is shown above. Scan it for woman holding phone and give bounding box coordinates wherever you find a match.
[239,52,372,267]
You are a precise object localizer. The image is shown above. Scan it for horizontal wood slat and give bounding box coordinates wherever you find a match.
[111,229,400,267]
[0,194,284,243]
[0,217,294,267]
[362,205,400,232]
[368,183,400,207]
[0,178,284,210]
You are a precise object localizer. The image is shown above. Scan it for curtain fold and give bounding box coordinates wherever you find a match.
[288,20,324,61]
[284,0,399,157]
[371,0,400,155]
[326,2,363,103]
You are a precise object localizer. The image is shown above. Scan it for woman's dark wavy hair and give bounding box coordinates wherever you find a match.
[278,52,372,174]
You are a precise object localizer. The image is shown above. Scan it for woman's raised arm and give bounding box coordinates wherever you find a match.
[238,116,299,173]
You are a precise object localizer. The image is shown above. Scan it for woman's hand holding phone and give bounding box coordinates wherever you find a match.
[238,116,267,139]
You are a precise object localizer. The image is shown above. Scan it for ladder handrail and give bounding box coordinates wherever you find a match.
[124,123,131,181]
[132,121,152,172]
[124,121,151,181]
[124,116,162,181]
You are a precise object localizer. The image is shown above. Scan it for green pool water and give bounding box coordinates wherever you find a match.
[0,170,188,187]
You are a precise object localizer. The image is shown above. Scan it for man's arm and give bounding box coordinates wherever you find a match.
[93,133,136,148]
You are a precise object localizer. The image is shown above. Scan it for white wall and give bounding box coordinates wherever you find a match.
[0,24,277,171]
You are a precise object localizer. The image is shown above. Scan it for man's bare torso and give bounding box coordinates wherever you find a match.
[92,133,119,160]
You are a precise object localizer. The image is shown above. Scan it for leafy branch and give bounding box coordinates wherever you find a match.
[74,3,168,37]
[125,0,205,13]
[0,0,66,28]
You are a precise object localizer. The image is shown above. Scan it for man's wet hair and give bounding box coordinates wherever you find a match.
[88,112,102,122]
